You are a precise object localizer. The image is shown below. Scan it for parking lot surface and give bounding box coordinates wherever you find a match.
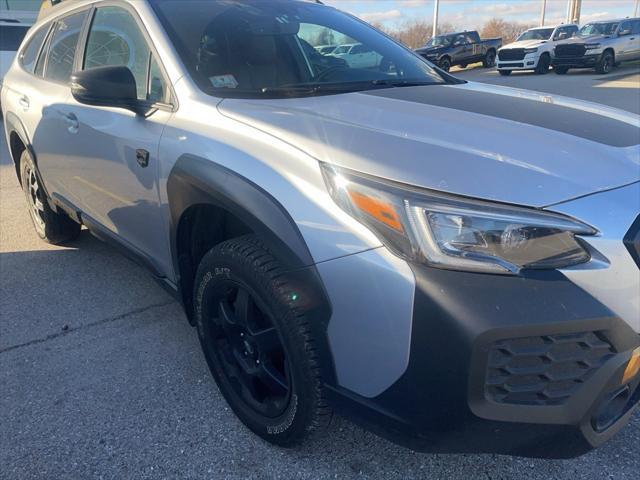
[1,65,639,479]
[454,61,640,114]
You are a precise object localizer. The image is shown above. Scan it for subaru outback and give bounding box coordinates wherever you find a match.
[2,0,639,458]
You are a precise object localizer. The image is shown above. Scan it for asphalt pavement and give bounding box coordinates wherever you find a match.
[1,65,639,479]
[453,60,640,114]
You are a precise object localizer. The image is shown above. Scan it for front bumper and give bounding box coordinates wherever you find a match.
[552,53,601,68]
[327,266,640,458]
[497,53,540,70]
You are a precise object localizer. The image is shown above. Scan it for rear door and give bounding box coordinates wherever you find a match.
[14,9,91,200]
[630,20,640,60]
[58,5,173,274]
[616,20,635,61]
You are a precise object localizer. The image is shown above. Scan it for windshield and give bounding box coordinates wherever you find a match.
[425,35,451,47]
[578,22,619,36]
[332,44,353,55]
[151,0,447,98]
[516,28,554,41]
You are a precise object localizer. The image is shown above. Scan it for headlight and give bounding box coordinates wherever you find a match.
[585,43,601,50]
[322,164,597,274]
[524,47,539,54]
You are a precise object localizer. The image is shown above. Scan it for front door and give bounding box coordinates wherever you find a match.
[57,5,174,276]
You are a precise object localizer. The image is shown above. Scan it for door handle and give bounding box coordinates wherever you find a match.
[19,95,30,110]
[136,149,150,168]
[64,113,79,133]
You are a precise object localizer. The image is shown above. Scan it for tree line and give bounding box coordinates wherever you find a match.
[370,18,536,49]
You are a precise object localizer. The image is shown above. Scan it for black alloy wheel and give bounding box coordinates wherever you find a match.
[205,281,290,418]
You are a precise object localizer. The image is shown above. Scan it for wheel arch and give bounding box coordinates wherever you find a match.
[4,111,35,186]
[167,154,315,322]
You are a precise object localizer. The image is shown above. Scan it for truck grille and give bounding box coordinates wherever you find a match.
[498,49,525,61]
[624,216,640,269]
[486,332,615,406]
[555,44,586,58]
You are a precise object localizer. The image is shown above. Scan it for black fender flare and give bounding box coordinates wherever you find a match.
[4,111,37,184]
[167,155,337,385]
[167,154,314,276]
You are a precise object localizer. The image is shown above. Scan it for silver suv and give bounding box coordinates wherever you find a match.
[2,0,640,458]
[553,18,640,74]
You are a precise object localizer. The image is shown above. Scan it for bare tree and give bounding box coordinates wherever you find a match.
[375,19,458,49]
[480,18,534,44]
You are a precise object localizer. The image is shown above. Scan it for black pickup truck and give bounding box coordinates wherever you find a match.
[415,31,502,71]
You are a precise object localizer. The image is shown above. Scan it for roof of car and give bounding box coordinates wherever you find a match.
[529,24,576,30]
[587,17,638,24]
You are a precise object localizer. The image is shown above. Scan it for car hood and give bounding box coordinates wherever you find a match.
[414,46,445,55]
[500,39,548,50]
[218,82,640,207]
[560,34,608,44]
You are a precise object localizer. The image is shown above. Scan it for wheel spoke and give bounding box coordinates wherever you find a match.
[257,363,289,395]
[252,327,280,353]
[219,299,243,329]
[234,288,252,326]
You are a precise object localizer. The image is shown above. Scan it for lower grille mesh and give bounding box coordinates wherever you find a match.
[486,332,615,406]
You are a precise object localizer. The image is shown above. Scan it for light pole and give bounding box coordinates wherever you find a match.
[540,0,547,26]
[433,0,440,37]
[634,0,639,17]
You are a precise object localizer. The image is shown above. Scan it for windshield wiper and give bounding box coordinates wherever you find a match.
[369,79,442,87]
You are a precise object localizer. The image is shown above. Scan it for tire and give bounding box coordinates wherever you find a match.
[554,66,569,75]
[438,57,451,72]
[19,150,80,244]
[498,69,512,76]
[596,51,614,74]
[194,235,331,446]
[535,54,550,74]
[482,50,496,68]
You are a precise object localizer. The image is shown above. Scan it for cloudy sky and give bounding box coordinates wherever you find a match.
[323,0,637,29]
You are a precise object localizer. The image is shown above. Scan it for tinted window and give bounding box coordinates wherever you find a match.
[44,11,87,83]
[633,20,640,35]
[19,24,49,72]
[84,7,154,100]
[619,21,632,34]
[151,0,446,98]
[0,25,30,51]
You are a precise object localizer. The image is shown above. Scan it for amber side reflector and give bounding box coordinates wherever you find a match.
[348,191,404,233]
[622,347,640,385]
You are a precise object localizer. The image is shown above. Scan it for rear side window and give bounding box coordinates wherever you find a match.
[633,20,640,35]
[19,25,49,73]
[0,25,30,51]
[44,11,88,83]
[84,7,153,100]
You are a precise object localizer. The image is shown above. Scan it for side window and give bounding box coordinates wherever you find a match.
[569,26,579,36]
[44,11,87,83]
[148,56,169,104]
[464,33,476,44]
[19,24,49,73]
[632,20,640,35]
[84,6,156,101]
[618,21,632,35]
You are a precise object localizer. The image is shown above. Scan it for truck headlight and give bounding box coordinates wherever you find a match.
[524,47,538,54]
[322,164,597,274]
[585,43,601,50]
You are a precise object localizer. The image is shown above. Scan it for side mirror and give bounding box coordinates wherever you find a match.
[618,28,631,36]
[71,66,146,115]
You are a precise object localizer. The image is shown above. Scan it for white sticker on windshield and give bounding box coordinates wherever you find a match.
[210,75,239,89]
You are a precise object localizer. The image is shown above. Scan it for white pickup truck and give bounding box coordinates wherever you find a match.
[497,24,579,75]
